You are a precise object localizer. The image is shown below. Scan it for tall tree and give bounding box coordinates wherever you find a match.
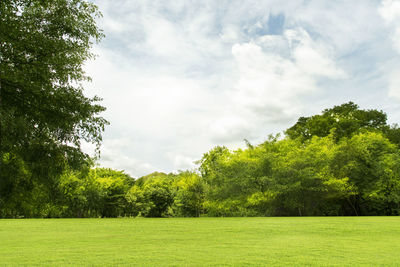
[0,0,107,216]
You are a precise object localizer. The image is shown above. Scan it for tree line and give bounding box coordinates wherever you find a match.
[2,102,400,218]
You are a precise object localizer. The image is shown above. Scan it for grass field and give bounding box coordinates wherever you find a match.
[0,217,399,266]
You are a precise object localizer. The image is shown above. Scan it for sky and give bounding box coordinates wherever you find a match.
[83,0,400,178]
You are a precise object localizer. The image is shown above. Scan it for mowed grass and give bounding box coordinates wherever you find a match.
[0,217,399,266]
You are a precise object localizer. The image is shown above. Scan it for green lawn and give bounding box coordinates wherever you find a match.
[0,217,399,266]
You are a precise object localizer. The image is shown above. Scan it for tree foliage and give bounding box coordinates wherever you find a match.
[286,102,387,141]
[173,171,205,217]
[3,102,400,218]
[0,0,107,211]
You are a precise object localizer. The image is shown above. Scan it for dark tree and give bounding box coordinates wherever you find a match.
[0,0,107,216]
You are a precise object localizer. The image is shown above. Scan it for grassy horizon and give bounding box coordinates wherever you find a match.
[0,217,399,266]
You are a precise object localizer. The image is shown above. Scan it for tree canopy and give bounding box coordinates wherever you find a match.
[285,102,388,141]
[2,101,400,217]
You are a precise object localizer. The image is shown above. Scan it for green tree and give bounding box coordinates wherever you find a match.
[173,171,205,217]
[286,102,387,141]
[125,172,175,217]
[59,170,89,218]
[59,168,134,218]
[94,168,134,217]
[261,136,355,216]
[199,144,272,216]
[0,0,107,215]
[125,185,147,217]
[141,178,175,217]
[199,146,267,200]
[332,132,400,215]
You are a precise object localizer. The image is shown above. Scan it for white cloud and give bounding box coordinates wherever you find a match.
[231,28,345,125]
[293,0,382,53]
[208,116,254,143]
[81,0,399,177]
[378,0,400,100]
[220,25,240,43]
[380,0,400,53]
[379,0,400,22]
[287,29,346,78]
[166,152,197,171]
[85,138,155,177]
[388,70,400,100]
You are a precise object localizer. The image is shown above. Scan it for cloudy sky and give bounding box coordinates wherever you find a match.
[83,0,400,177]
